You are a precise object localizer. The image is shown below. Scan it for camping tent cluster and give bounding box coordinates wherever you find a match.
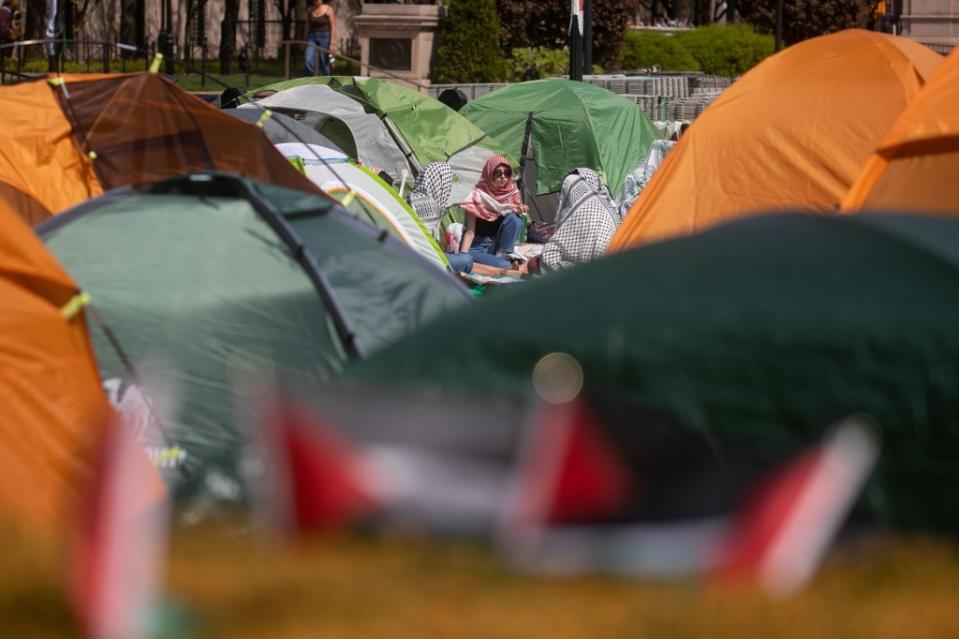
[3,28,959,614]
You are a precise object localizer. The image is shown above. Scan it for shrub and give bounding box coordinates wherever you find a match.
[433,0,505,83]
[506,47,570,81]
[674,24,774,77]
[737,0,874,45]
[620,30,701,72]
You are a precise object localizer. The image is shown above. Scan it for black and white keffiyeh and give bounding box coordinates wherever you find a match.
[542,168,619,272]
[408,162,454,240]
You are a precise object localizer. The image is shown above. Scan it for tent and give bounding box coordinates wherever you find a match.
[276,143,449,270]
[253,76,511,204]
[459,79,663,221]
[39,173,468,503]
[227,107,343,150]
[842,45,959,213]
[347,211,959,532]
[0,206,108,531]
[243,83,412,179]
[0,72,319,226]
[609,30,942,251]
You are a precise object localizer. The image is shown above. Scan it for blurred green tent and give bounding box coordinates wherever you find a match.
[348,211,959,532]
[40,173,467,503]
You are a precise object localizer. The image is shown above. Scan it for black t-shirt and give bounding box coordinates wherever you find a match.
[475,216,502,238]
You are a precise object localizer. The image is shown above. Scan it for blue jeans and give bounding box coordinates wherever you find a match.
[305,31,331,76]
[464,213,523,268]
[446,252,473,273]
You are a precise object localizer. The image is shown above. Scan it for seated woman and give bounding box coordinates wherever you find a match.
[531,168,618,273]
[458,156,528,269]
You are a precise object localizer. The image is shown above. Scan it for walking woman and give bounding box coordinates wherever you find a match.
[304,0,335,76]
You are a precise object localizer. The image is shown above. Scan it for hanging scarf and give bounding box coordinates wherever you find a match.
[460,155,522,222]
[543,168,619,271]
[408,162,454,239]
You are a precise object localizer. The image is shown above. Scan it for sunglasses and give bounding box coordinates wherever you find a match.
[492,169,511,178]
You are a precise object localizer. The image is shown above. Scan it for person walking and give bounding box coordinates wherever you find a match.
[304,0,335,76]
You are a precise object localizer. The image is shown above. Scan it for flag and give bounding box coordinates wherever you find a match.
[71,410,170,639]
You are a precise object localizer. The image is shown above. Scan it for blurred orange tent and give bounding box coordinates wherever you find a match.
[0,72,319,225]
[841,45,959,213]
[0,207,109,532]
[609,30,942,251]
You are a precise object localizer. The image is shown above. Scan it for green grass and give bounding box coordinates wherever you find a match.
[4,56,360,93]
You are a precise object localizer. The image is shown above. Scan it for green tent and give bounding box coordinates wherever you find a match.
[253,76,511,204]
[40,173,468,503]
[460,79,664,199]
[347,212,959,532]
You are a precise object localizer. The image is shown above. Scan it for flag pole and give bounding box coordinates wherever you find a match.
[568,0,583,82]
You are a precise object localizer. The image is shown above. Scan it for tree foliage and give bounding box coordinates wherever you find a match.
[433,0,504,83]
[737,0,875,45]
[496,0,641,69]
[674,24,773,76]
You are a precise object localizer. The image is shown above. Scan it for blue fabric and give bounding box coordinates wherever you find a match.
[305,31,331,76]
[446,252,473,273]
[464,213,523,268]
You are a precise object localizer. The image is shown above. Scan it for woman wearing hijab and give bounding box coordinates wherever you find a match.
[458,156,529,269]
[408,162,474,273]
[535,168,618,273]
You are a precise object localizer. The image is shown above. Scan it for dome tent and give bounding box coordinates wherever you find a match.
[252,76,511,205]
[460,79,663,221]
[348,211,959,533]
[609,30,942,251]
[0,72,319,226]
[275,143,450,271]
[40,173,468,504]
[0,206,108,532]
[842,45,959,213]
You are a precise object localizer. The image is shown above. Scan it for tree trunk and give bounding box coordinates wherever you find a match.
[120,0,137,57]
[219,0,239,74]
[26,0,46,39]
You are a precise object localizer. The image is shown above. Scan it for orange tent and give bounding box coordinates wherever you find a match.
[0,206,109,531]
[0,72,320,225]
[842,45,959,213]
[609,30,942,251]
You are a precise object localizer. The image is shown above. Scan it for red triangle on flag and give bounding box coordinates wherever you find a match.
[709,421,878,596]
[268,399,377,533]
[511,398,635,527]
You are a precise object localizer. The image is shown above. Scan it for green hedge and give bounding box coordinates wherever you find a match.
[674,25,774,77]
[618,25,773,77]
[621,31,701,72]
[433,0,505,83]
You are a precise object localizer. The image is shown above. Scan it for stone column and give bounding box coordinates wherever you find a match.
[354,2,444,92]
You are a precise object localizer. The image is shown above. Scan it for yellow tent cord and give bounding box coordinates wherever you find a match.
[255,109,273,128]
[150,53,164,74]
[60,291,91,319]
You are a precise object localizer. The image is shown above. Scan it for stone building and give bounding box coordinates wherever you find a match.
[898,0,959,49]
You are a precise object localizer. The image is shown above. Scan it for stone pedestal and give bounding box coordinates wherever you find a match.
[354,2,444,92]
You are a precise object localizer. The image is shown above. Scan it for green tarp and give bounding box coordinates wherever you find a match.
[348,212,959,532]
[460,79,664,195]
[41,173,467,503]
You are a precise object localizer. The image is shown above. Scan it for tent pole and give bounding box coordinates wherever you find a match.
[517,111,534,205]
[235,180,364,360]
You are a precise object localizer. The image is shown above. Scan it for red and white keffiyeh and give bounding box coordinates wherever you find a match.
[460,156,523,222]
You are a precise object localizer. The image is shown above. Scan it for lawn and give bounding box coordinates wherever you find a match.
[6,522,958,638]
[3,56,360,94]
